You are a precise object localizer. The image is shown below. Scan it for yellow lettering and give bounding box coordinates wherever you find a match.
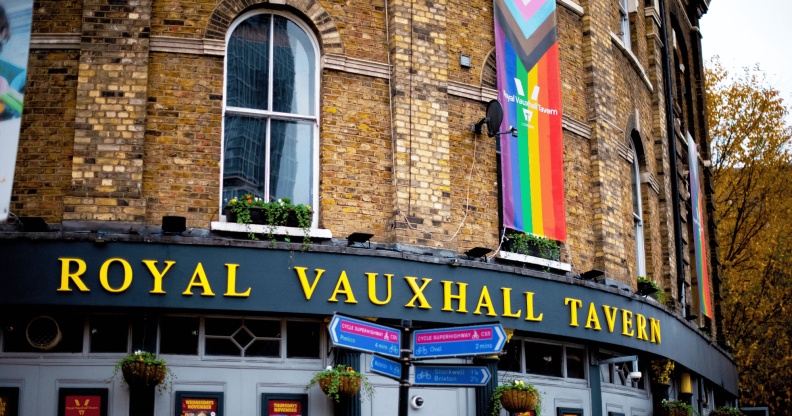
[367,273,392,305]
[636,314,649,340]
[602,305,618,333]
[182,263,215,296]
[565,298,583,327]
[650,318,662,344]
[224,264,251,297]
[524,292,543,321]
[501,288,522,318]
[585,303,602,330]
[58,258,90,292]
[294,267,324,300]
[142,260,174,294]
[328,271,358,303]
[441,281,468,313]
[99,258,133,293]
[621,309,634,337]
[474,286,497,316]
[404,277,432,309]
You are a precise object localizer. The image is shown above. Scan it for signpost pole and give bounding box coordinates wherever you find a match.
[398,320,411,416]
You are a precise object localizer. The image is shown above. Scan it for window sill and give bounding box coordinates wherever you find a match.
[498,251,572,272]
[210,221,333,239]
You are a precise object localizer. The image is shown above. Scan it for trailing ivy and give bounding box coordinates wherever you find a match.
[638,276,667,305]
[227,195,313,251]
[510,232,560,261]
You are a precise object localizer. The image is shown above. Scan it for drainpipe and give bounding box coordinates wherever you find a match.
[659,0,686,315]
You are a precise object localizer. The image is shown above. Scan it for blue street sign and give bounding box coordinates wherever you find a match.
[412,324,506,358]
[328,315,401,358]
[413,365,492,387]
[370,355,402,380]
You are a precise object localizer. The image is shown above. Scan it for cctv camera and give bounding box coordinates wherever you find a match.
[411,396,424,409]
[629,371,642,380]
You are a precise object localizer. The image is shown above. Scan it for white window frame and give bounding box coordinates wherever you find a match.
[631,140,646,278]
[599,349,648,394]
[219,10,322,229]
[500,337,589,383]
[619,0,631,48]
[156,314,326,368]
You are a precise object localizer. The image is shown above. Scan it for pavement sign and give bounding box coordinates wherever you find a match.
[328,315,401,358]
[412,324,506,358]
[370,355,402,380]
[412,365,492,387]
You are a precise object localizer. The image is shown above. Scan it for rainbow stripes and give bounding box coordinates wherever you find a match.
[494,0,566,241]
[688,134,711,318]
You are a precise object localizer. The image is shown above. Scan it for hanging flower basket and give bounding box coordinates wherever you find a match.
[319,374,361,398]
[491,380,543,416]
[305,365,375,403]
[112,351,175,394]
[500,389,539,413]
[121,362,166,389]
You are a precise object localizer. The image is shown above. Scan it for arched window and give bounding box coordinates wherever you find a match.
[221,10,319,225]
[631,139,646,277]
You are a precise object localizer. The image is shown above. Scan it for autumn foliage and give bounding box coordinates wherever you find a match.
[706,57,792,415]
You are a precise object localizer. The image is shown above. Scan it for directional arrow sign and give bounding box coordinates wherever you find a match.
[412,324,506,358]
[328,315,401,358]
[412,365,492,387]
[370,355,402,380]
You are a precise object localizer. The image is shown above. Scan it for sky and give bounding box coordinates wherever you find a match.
[701,0,792,110]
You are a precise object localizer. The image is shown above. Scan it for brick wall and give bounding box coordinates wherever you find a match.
[11,50,79,222]
[32,0,83,33]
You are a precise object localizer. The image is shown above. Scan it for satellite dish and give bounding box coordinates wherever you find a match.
[485,100,503,137]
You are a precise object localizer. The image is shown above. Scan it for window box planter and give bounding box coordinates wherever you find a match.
[223,206,310,228]
[637,281,658,295]
[504,235,560,262]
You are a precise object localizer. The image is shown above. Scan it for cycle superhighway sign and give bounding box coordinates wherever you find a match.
[413,365,492,387]
[412,323,506,359]
[328,315,401,359]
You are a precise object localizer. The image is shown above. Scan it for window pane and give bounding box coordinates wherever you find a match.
[599,353,613,383]
[223,115,268,202]
[286,321,320,358]
[498,340,522,374]
[245,319,281,338]
[566,347,585,379]
[3,314,84,353]
[159,316,199,355]
[525,342,563,377]
[272,15,315,116]
[205,318,243,336]
[226,14,270,111]
[205,338,242,356]
[90,314,129,353]
[269,119,313,205]
[246,340,280,357]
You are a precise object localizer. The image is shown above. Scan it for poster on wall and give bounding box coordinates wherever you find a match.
[0,387,20,416]
[688,132,711,318]
[57,389,108,416]
[493,0,566,241]
[174,392,223,416]
[0,0,33,222]
[262,394,307,416]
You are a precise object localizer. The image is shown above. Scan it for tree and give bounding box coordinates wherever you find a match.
[707,56,792,416]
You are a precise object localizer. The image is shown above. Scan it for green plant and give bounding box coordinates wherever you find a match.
[227,195,313,250]
[491,379,543,416]
[637,277,666,304]
[510,233,559,261]
[660,399,699,416]
[112,350,176,394]
[709,407,744,416]
[305,365,375,403]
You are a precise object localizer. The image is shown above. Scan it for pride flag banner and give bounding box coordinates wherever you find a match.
[688,133,711,318]
[494,0,566,241]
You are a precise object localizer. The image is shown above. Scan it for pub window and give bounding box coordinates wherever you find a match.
[158,315,199,355]
[498,337,587,380]
[221,10,320,227]
[286,321,320,359]
[600,350,644,389]
[89,314,130,353]
[1,313,84,353]
[205,317,281,357]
